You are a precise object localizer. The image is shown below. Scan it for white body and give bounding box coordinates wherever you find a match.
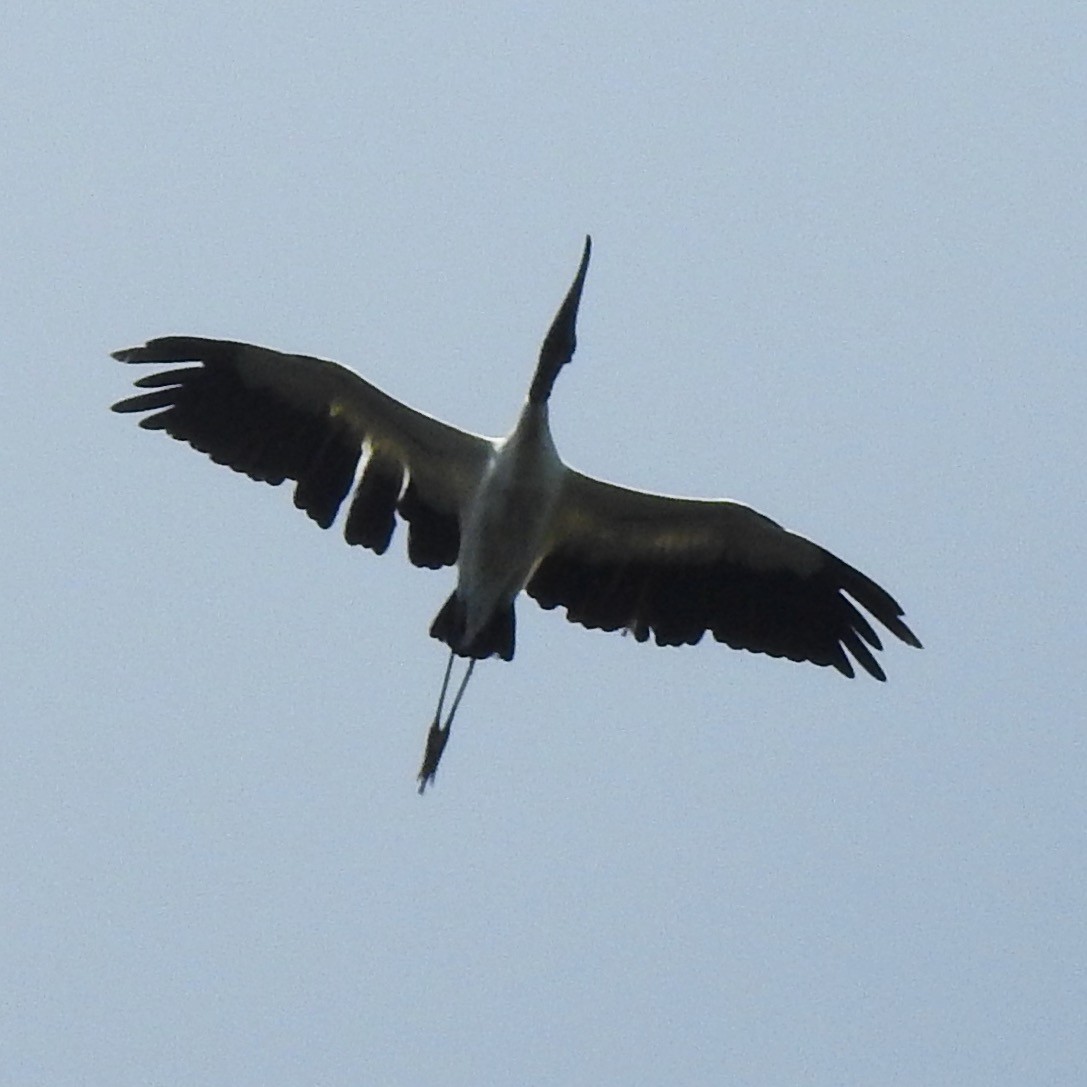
[456,402,564,648]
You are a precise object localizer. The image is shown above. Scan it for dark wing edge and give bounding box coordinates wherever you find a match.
[526,470,922,680]
[111,336,492,569]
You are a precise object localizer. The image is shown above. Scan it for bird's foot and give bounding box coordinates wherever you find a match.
[417,720,451,794]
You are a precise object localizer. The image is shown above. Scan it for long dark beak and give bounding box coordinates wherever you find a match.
[529,235,592,404]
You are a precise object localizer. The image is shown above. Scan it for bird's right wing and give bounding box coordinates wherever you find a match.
[527,468,921,679]
[112,337,494,568]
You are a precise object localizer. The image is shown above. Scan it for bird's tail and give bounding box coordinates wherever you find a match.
[429,592,516,661]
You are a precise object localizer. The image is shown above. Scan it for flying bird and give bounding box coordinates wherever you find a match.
[112,237,921,789]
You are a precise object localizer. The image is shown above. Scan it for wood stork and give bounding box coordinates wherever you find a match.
[112,236,921,790]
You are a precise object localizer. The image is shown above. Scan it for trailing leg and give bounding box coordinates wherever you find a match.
[417,653,476,793]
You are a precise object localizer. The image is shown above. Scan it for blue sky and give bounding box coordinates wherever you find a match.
[2,4,1084,1084]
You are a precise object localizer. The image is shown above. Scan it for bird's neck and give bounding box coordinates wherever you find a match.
[505,398,554,455]
[528,357,564,405]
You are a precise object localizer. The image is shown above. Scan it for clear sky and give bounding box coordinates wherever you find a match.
[2,4,1084,1084]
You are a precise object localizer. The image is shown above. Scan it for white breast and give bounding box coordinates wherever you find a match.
[456,401,566,643]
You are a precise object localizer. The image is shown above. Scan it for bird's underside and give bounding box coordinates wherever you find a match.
[111,236,921,789]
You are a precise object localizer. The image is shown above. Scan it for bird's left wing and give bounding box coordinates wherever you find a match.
[112,337,494,568]
[526,468,921,679]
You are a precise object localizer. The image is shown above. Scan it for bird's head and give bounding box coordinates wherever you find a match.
[528,235,592,404]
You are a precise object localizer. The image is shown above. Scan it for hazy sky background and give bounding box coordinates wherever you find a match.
[2,4,1084,1084]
